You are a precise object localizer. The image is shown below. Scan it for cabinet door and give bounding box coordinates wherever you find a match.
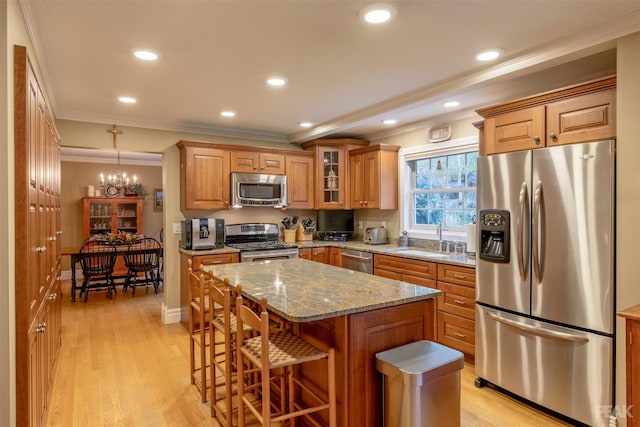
[286,154,314,209]
[311,247,330,264]
[546,89,616,146]
[329,247,342,267]
[316,146,347,209]
[484,106,545,155]
[298,248,312,260]
[115,199,143,234]
[181,146,230,210]
[230,151,260,172]
[259,153,286,174]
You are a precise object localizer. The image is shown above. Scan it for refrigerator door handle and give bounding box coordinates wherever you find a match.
[487,312,589,343]
[516,182,529,282]
[532,180,544,284]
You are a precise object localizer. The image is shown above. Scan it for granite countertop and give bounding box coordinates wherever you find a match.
[181,240,476,268]
[204,258,440,322]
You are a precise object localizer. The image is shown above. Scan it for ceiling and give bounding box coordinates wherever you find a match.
[20,1,640,145]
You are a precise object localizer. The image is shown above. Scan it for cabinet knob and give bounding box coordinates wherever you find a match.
[533,135,541,144]
[56,230,63,235]
[49,236,56,241]
[37,322,47,333]
[36,246,47,253]
[549,132,557,141]
[49,293,57,301]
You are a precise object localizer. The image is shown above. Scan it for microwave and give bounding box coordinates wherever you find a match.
[231,172,287,208]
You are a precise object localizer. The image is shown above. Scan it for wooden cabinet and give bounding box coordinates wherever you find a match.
[373,254,437,288]
[14,45,62,427]
[82,197,143,238]
[618,305,640,426]
[299,247,330,264]
[285,153,314,209]
[329,247,342,267]
[477,76,616,155]
[179,251,239,324]
[436,264,476,362]
[230,151,285,174]
[302,138,368,209]
[177,141,231,210]
[349,144,399,209]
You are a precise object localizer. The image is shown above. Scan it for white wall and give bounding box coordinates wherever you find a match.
[616,32,640,424]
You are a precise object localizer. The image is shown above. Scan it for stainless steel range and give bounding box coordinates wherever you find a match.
[225,223,299,262]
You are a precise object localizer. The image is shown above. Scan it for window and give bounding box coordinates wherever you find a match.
[399,136,478,238]
[411,151,477,227]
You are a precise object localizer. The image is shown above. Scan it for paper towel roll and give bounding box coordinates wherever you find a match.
[87,185,94,197]
[466,223,477,254]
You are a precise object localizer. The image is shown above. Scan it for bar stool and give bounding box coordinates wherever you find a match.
[187,259,211,403]
[236,295,337,427]
[209,279,238,424]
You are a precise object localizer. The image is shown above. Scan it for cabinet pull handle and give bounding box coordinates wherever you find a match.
[36,246,47,253]
[454,331,466,338]
[49,293,57,301]
[203,260,223,265]
[37,322,47,333]
[453,273,465,279]
[454,299,466,305]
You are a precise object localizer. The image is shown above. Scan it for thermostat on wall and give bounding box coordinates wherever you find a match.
[429,123,452,143]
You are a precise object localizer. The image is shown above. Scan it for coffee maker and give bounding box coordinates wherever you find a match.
[180,218,225,250]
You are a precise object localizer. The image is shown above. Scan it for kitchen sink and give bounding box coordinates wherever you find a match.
[386,248,451,258]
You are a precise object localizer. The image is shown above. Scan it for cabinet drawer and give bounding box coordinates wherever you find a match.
[191,253,239,271]
[437,281,475,320]
[437,312,475,357]
[374,254,436,280]
[437,264,475,287]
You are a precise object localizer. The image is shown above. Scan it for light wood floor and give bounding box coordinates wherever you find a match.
[46,280,572,427]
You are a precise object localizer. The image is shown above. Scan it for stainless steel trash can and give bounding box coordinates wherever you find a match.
[376,340,464,427]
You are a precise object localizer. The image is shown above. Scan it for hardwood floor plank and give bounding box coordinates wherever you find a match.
[46,280,572,427]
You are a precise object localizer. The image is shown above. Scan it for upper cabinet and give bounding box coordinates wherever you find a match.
[230,151,285,174]
[178,141,231,210]
[349,144,399,210]
[302,138,368,210]
[477,76,616,155]
[285,153,315,209]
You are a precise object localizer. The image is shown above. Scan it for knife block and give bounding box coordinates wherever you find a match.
[296,226,314,242]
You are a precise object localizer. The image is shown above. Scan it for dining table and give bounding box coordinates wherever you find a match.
[62,243,163,302]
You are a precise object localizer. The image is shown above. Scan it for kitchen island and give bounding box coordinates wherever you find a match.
[205,258,440,426]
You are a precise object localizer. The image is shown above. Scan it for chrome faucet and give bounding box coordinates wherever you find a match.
[437,223,444,251]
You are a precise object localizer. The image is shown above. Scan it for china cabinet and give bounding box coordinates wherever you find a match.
[82,197,143,239]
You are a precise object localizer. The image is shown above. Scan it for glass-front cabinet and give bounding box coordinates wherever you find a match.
[303,138,369,210]
[82,197,144,239]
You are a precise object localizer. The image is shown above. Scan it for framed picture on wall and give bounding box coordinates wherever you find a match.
[154,189,163,212]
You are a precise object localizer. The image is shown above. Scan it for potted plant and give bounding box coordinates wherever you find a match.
[126,183,147,198]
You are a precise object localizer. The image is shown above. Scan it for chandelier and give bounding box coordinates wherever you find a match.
[100,125,139,197]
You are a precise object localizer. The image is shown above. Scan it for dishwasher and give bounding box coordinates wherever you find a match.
[340,249,373,274]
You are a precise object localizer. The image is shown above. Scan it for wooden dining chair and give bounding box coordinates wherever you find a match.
[236,295,337,427]
[187,259,212,403]
[78,239,118,302]
[122,237,161,296]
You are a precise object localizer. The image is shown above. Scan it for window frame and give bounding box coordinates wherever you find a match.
[399,136,478,241]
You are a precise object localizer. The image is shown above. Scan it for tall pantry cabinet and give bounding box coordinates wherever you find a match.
[14,45,63,427]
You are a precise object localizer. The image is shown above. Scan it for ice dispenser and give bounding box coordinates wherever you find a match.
[478,210,510,263]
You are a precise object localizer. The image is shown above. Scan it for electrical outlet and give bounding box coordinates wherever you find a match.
[358,220,363,230]
[172,222,182,234]
[381,221,387,228]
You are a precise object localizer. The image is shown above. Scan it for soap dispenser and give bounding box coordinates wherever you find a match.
[399,231,409,247]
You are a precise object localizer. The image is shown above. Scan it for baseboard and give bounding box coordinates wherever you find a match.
[162,303,181,324]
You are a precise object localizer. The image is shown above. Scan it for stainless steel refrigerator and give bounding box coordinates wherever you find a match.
[475,139,615,427]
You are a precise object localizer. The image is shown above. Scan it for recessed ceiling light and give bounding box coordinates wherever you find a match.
[299,122,313,128]
[133,49,159,61]
[444,101,460,108]
[266,76,288,87]
[476,49,502,61]
[221,111,236,118]
[382,119,397,125]
[118,96,136,104]
[360,3,396,24]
